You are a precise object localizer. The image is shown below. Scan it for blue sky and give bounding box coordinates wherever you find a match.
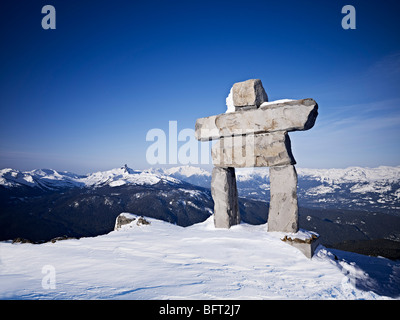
[0,0,399,173]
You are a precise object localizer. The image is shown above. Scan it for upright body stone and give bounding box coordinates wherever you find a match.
[268,165,299,233]
[211,131,296,168]
[211,167,240,228]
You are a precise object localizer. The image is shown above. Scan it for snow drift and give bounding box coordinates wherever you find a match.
[1,215,399,299]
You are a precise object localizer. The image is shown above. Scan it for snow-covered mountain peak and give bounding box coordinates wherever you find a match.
[3,165,399,190]
[235,167,270,181]
[163,165,211,177]
[297,166,400,184]
[0,168,38,188]
[80,166,181,188]
[0,166,182,190]
[1,165,399,215]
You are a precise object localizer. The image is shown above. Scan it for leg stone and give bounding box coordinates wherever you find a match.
[211,167,240,228]
[268,165,299,233]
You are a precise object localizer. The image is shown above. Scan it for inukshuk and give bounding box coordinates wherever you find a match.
[195,79,318,233]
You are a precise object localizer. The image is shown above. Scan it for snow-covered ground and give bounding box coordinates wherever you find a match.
[1,215,399,299]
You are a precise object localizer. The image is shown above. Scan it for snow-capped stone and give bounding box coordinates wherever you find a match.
[260,99,295,107]
[281,233,320,259]
[226,98,294,114]
[114,213,137,230]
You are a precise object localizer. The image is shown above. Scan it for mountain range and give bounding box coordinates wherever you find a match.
[152,165,400,215]
[1,164,400,259]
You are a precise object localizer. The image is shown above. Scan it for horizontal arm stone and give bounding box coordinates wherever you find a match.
[195,98,318,141]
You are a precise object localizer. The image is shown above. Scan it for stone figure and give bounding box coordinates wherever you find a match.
[195,79,318,233]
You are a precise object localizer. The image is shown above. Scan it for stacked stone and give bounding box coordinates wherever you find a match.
[195,79,318,232]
